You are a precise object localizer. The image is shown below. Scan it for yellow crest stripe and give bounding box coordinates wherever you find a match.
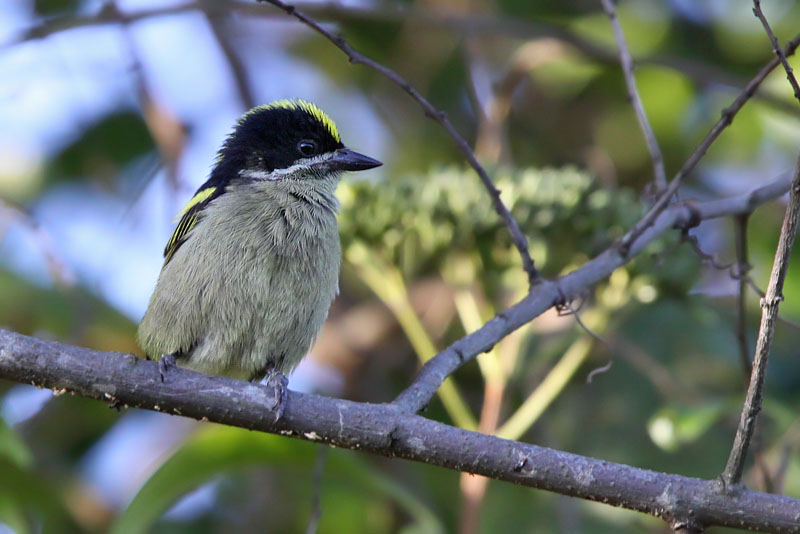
[244,99,341,143]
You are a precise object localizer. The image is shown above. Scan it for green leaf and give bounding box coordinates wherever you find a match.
[0,458,81,534]
[34,0,79,17]
[114,425,443,534]
[647,402,725,452]
[112,425,311,534]
[47,111,155,187]
[0,417,32,468]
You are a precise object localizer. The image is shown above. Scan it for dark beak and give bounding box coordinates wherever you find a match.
[329,148,382,172]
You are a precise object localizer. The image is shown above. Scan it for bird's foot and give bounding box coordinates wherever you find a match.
[265,368,289,422]
[159,353,177,383]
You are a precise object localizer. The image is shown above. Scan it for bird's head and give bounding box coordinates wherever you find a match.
[215,99,382,183]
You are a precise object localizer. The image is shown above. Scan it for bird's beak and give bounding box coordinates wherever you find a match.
[329,148,382,171]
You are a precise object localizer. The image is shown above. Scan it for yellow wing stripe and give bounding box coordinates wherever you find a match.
[164,213,198,263]
[243,99,340,143]
[174,186,217,222]
[164,186,218,263]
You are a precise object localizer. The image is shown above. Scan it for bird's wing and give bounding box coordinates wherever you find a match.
[164,186,222,264]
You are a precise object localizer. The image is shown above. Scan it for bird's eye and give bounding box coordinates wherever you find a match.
[297,140,318,157]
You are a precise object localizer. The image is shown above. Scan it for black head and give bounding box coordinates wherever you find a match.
[212,99,381,181]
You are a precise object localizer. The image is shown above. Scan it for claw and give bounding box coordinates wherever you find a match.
[159,353,177,383]
[265,368,289,422]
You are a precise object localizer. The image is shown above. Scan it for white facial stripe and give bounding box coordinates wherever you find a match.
[239,168,276,181]
[239,153,334,181]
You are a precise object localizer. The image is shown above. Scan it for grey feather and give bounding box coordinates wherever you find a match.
[137,173,342,380]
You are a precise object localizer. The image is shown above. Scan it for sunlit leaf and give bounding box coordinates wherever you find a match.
[114,425,443,534]
[0,417,32,468]
[0,458,81,534]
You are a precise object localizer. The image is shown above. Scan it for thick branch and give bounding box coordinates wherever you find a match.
[392,175,792,414]
[1,330,799,533]
[600,0,666,191]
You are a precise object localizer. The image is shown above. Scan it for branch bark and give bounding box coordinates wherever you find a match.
[1,329,799,533]
[753,0,800,103]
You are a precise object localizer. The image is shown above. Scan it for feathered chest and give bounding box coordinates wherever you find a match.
[201,180,341,262]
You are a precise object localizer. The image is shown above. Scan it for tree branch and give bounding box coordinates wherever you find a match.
[1,329,799,533]
[392,175,792,414]
[600,0,666,191]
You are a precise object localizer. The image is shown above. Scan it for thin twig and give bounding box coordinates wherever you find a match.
[202,5,257,109]
[609,337,694,401]
[115,0,186,201]
[600,0,666,191]
[305,446,328,534]
[256,0,539,284]
[0,200,74,287]
[733,215,752,380]
[682,218,800,337]
[586,361,612,384]
[618,33,800,257]
[722,153,800,486]
[752,0,800,103]
[557,297,608,344]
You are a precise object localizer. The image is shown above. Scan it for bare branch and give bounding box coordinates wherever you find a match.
[1,329,800,533]
[202,5,257,110]
[618,33,800,257]
[255,0,538,284]
[600,0,666,191]
[722,158,800,485]
[0,199,75,287]
[752,0,800,103]
[305,446,327,534]
[392,175,793,415]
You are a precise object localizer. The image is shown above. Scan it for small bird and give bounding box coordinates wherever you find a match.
[137,100,381,397]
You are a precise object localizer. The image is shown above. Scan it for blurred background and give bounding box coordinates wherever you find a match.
[1,0,800,532]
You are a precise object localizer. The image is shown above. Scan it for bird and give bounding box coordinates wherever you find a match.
[137,99,382,408]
